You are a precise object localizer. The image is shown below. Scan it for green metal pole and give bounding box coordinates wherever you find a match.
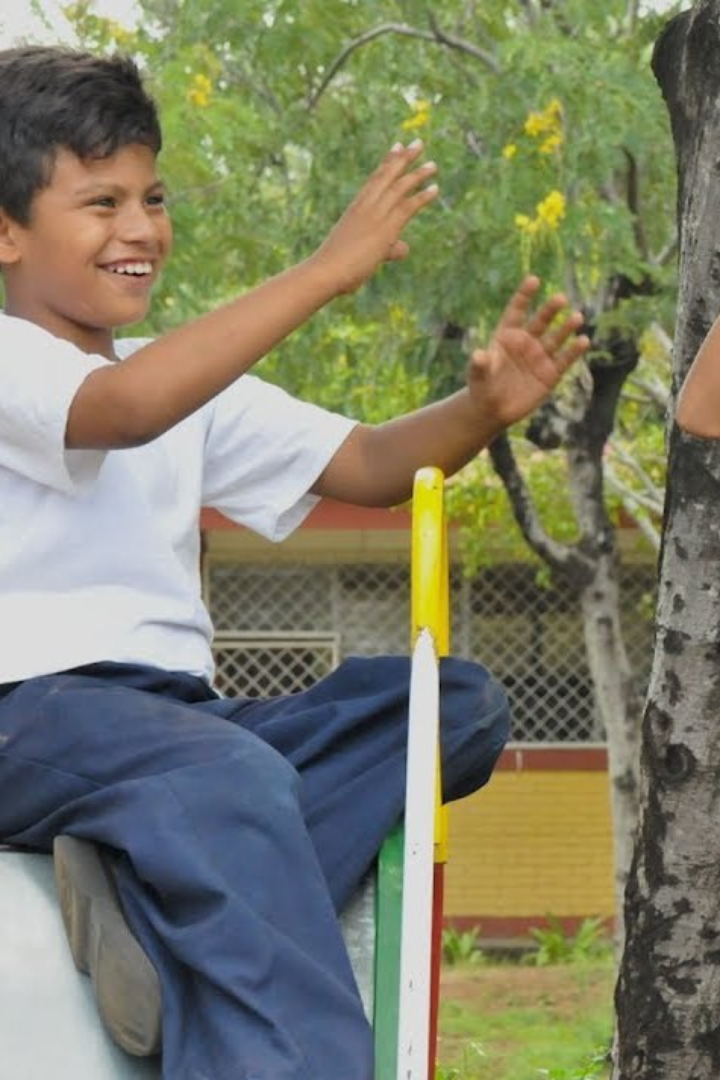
[373,824,404,1079]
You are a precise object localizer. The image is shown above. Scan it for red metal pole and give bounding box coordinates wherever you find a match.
[428,863,445,1079]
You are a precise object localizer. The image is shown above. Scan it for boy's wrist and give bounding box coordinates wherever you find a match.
[301,250,345,304]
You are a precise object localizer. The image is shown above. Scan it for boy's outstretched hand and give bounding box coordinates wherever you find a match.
[312,140,438,296]
[313,274,589,508]
[467,276,590,429]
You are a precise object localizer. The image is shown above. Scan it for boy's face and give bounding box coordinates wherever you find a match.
[0,142,172,356]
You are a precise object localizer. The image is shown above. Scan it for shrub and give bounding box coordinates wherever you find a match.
[442,924,484,965]
[527,916,610,966]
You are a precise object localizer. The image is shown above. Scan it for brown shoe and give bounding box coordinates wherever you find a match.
[53,835,162,1057]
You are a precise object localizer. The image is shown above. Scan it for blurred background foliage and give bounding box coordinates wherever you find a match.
[50,1,682,556]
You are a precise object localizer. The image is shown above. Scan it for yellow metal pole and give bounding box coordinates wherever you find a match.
[410,467,449,1080]
[410,466,449,863]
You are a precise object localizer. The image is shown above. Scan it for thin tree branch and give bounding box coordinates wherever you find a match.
[622,146,650,261]
[308,21,500,110]
[426,12,503,70]
[606,464,663,517]
[656,236,679,267]
[604,468,661,551]
[627,376,669,411]
[607,441,665,510]
[488,433,593,580]
[225,65,283,116]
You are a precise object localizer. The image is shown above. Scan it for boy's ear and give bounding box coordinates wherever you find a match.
[0,210,23,265]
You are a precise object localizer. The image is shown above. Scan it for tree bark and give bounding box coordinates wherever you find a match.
[579,555,639,942]
[614,4,720,1076]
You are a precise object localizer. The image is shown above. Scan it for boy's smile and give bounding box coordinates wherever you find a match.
[0,143,172,358]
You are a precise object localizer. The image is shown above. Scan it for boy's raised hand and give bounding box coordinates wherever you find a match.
[312,140,438,296]
[467,277,590,428]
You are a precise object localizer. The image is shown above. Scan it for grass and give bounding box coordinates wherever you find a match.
[436,955,614,1080]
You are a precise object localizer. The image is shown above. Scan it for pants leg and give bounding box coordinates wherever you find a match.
[203,654,509,910]
[0,655,509,1079]
[0,671,373,1080]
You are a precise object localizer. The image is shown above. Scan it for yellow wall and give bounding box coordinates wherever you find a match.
[445,768,615,926]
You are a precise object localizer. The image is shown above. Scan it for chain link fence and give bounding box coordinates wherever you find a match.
[205,559,656,743]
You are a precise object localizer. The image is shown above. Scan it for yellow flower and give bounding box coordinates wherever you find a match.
[514,213,538,236]
[524,112,544,138]
[399,111,427,131]
[188,73,212,109]
[502,143,518,160]
[524,98,563,140]
[401,99,431,132]
[536,189,566,230]
[539,131,563,155]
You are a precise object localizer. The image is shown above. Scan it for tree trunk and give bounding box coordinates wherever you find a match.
[491,409,643,946]
[579,554,639,946]
[565,365,642,948]
[614,4,720,1076]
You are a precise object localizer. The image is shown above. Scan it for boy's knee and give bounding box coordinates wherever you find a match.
[439,656,510,800]
[440,656,510,731]
[233,736,301,805]
[167,730,302,819]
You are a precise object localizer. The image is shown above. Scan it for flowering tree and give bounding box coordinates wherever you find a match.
[64,0,681,932]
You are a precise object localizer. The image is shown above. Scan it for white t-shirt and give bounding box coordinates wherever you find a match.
[0,313,357,684]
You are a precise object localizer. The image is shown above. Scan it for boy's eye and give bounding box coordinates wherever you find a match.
[91,196,116,209]
[146,192,165,207]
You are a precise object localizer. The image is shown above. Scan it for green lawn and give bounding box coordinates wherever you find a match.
[437,958,614,1080]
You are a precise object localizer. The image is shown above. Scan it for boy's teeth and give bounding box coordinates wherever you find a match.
[109,263,152,275]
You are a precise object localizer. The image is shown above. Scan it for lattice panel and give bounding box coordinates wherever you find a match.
[206,560,656,743]
[212,637,339,698]
[209,564,334,633]
[336,565,410,656]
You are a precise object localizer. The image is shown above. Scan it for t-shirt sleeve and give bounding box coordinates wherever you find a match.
[0,315,110,495]
[201,374,358,541]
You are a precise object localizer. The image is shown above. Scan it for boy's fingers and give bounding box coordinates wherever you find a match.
[392,182,440,228]
[372,159,438,219]
[525,294,569,337]
[497,277,541,329]
[555,335,591,371]
[387,139,427,169]
[542,312,586,354]
[386,239,410,262]
[391,159,438,199]
[363,139,429,202]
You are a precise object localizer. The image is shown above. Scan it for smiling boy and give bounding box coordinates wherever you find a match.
[0,47,588,1080]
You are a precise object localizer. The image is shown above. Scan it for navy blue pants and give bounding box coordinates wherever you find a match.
[0,656,509,1080]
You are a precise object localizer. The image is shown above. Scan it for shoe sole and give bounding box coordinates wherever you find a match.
[53,835,162,1057]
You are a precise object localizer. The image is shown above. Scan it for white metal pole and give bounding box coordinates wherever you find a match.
[396,628,439,1079]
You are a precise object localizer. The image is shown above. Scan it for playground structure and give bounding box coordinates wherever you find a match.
[0,467,449,1080]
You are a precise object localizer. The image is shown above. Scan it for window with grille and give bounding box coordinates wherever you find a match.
[205,559,656,743]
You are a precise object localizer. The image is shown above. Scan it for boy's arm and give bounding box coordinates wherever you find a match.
[65,142,438,449]
[676,313,720,438]
[313,277,589,506]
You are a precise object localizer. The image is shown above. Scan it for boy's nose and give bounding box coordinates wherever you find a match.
[118,204,162,244]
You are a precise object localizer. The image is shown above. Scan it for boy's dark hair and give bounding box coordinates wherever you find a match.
[0,46,162,224]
